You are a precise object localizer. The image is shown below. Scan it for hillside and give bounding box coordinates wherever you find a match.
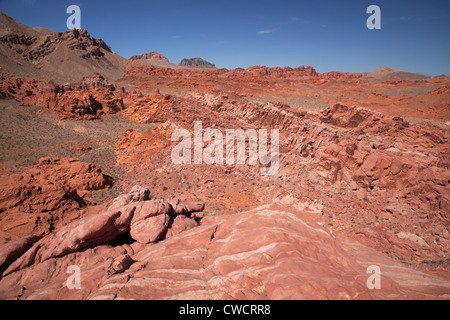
[368,66,428,80]
[128,51,182,69]
[0,12,126,83]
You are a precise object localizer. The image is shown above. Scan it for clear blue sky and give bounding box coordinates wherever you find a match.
[1,0,449,75]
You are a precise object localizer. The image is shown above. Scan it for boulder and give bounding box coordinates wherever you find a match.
[164,215,198,239]
[130,214,170,244]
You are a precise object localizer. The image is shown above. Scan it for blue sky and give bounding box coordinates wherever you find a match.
[1,0,449,75]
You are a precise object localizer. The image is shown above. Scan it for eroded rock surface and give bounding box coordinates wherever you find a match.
[0,196,447,300]
[0,157,113,244]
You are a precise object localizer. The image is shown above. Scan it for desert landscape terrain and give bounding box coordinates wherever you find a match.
[0,10,449,300]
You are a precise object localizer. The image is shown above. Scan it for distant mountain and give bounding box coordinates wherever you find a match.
[368,66,428,80]
[128,51,181,69]
[0,11,126,83]
[179,57,216,69]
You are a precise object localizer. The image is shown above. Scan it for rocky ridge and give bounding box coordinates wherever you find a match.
[117,91,449,265]
[0,12,125,83]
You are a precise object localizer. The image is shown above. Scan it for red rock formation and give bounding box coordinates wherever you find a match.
[119,91,449,265]
[38,74,125,120]
[0,71,126,120]
[0,187,204,281]
[0,71,43,102]
[121,61,450,122]
[115,123,173,171]
[42,88,125,120]
[121,89,172,124]
[0,196,447,300]
[0,235,41,276]
[225,65,318,79]
[61,73,117,91]
[320,71,365,80]
[0,157,113,244]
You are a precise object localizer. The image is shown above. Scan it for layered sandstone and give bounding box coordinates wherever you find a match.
[118,91,449,265]
[0,194,447,300]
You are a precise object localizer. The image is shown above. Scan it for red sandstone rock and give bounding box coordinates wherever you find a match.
[115,123,173,171]
[165,215,198,239]
[121,89,172,124]
[41,88,124,120]
[0,71,126,120]
[168,199,205,216]
[120,91,449,265]
[130,213,170,244]
[64,74,116,91]
[0,199,447,300]
[0,71,43,102]
[0,157,113,244]
[2,205,135,276]
[0,234,41,276]
[1,189,204,277]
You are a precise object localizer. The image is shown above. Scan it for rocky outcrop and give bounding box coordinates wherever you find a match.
[0,72,126,120]
[41,88,125,120]
[121,89,172,124]
[0,235,41,276]
[320,71,364,81]
[0,12,126,83]
[0,189,204,277]
[121,63,321,97]
[38,74,125,120]
[1,28,112,64]
[61,73,116,92]
[115,123,173,171]
[0,195,447,300]
[0,186,206,296]
[223,65,318,79]
[0,157,113,244]
[129,52,170,64]
[119,91,449,264]
[0,71,43,101]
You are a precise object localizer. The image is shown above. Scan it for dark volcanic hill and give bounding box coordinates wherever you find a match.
[0,11,126,83]
[179,57,216,69]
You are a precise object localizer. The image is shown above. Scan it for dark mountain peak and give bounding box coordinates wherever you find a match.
[179,57,216,69]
